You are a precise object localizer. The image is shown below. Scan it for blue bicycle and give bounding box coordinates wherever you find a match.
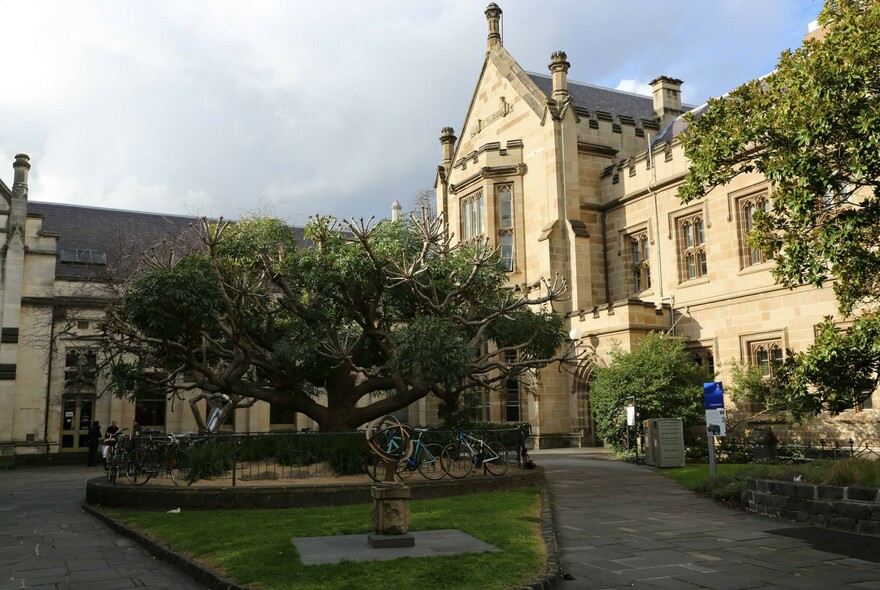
[364,427,450,481]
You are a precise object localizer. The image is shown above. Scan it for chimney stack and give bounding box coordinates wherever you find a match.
[650,76,684,126]
[12,154,30,191]
[548,51,571,102]
[440,127,457,168]
[485,3,502,51]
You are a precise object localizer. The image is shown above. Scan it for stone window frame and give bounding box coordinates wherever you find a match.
[737,191,772,269]
[496,183,515,271]
[740,331,786,376]
[460,189,485,241]
[677,211,708,282]
[64,347,99,391]
[628,229,651,294]
[687,341,716,376]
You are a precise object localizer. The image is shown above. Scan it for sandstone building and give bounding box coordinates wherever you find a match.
[433,4,877,447]
[0,157,315,459]
[2,5,875,460]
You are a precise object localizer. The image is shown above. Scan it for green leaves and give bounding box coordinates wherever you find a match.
[103,213,568,431]
[680,0,880,415]
[590,333,709,450]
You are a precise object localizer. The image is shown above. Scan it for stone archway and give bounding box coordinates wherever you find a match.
[573,356,600,446]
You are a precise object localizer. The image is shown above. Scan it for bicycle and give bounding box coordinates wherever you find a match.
[443,430,509,478]
[105,429,131,485]
[124,433,197,486]
[364,427,450,481]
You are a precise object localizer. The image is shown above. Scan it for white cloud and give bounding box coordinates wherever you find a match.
[615,79,653,97]
[0,0,820,222]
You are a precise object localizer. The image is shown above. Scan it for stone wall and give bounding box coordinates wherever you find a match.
[745,478,880,536]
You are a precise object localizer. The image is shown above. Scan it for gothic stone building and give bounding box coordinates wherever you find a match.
[0,156,314,460]
[433,4,877,448]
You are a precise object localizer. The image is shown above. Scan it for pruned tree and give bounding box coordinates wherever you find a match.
[679,0,880,415]
[99,210,573,432]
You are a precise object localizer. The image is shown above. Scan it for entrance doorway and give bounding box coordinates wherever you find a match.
[60,394,95,451]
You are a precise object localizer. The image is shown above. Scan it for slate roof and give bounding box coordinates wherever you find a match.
[27,201,307,281]
[527,72,657,120]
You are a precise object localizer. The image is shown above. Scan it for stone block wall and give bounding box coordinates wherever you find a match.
[745,478,880,536]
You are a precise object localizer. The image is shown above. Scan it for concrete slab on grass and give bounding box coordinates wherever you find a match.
[291,529,499,564]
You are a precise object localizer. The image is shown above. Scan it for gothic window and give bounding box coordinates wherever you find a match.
[497,184,515,271]
[498,184,513,229]
[460,190,485,240]
[679,214,707,281]
[750,340,783,375]
[499,233,514,271]
[629,231,651,293]
[690,347,715,375]
[739,193,771,267]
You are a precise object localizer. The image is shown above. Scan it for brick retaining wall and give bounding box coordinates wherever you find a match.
[745,478,880,536]
[87,467,544,510]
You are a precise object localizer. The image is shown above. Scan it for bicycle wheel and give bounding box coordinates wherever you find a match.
[107,454,120,484]
[169,449,194,486]
[126,447,155,486]
[443,443,473,479]
[482,441,509,476]
[416,443,448,480]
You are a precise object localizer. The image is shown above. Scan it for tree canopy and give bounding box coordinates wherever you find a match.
[100,212,571,432]
[589,333,708,451]
[679,0,880,414]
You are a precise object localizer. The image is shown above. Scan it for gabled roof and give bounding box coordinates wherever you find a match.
[527,73,657,120]
[27,201,308,280]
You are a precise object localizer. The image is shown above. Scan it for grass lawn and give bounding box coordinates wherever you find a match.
[659,463,757,490]
[658,458,880,504]
[101,488,545,590]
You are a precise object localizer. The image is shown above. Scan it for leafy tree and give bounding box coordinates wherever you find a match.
[590,333,708,450]
[100,212,570,432]
[679,0,880,413]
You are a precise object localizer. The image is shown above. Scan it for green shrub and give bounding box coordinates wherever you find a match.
[187,440,233,481]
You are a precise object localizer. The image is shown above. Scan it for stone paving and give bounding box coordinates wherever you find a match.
[535,448,880,590]
[0,465,206,590]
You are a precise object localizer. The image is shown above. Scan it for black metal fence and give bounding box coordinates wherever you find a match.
[132,427,524,486]
[685,437,880,465]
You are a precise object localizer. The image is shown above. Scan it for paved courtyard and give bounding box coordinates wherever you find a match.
[536,448,880,590]
[4,452,880,589]
[0,465,206,590]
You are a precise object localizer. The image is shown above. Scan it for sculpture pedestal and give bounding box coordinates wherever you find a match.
[369,483,414,548]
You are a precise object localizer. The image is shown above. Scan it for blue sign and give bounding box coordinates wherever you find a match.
[704,382,724,410]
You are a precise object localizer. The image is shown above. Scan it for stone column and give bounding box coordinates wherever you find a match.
[368,482,415,548]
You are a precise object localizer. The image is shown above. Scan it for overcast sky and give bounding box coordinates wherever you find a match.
[2,1,820,226]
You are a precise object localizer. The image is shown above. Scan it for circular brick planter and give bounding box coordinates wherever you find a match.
[86,467,544,510]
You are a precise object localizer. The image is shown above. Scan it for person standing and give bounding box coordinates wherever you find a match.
[87,421,101,467]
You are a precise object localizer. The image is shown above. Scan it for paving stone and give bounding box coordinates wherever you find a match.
[536,448,880,590]
[0,466,206,590]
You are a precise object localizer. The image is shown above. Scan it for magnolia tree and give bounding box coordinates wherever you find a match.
[679,0,880,417]
[99,211,573,432]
